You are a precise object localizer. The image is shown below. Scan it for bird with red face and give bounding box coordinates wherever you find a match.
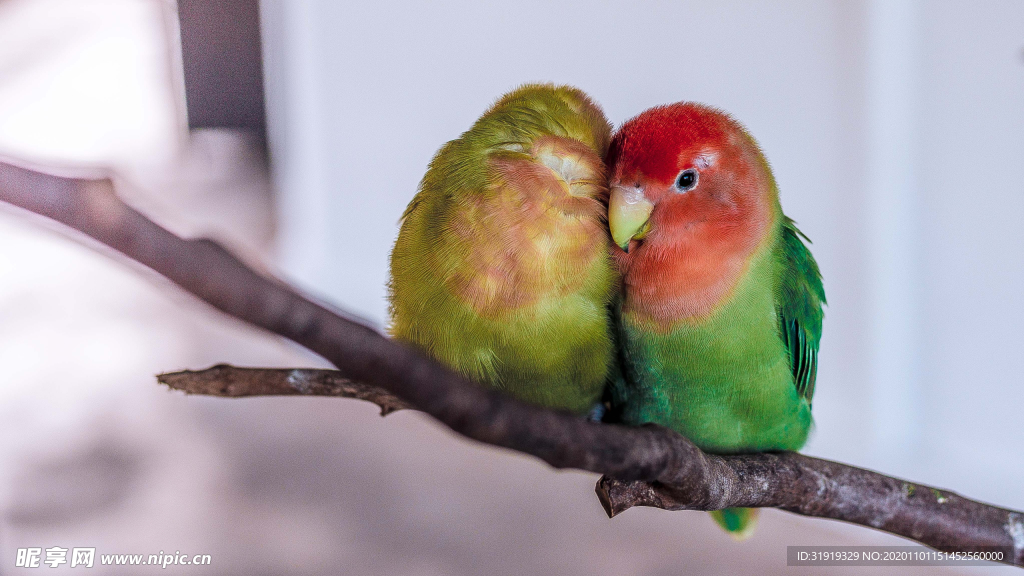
[604,103,825,538]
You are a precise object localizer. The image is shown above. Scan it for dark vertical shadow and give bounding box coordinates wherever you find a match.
[177,0,267,147]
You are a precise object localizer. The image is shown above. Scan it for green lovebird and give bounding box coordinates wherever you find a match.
[605,103,826,538]
[388,84,619,414]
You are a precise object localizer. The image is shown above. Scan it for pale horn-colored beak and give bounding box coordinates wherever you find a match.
[608,185,654,251]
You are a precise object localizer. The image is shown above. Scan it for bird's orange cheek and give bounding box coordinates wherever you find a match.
[650,194,699,231]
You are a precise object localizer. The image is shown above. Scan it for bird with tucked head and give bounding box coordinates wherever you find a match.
[388,84,619,416]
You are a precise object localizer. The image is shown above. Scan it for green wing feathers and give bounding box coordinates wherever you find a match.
[701,220,823,543]
[777,217,826,405]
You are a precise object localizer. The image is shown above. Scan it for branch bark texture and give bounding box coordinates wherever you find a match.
[1,162,1021,567]
[158,365,410,415]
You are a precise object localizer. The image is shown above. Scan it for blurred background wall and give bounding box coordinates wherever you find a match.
[0,0,1021,574]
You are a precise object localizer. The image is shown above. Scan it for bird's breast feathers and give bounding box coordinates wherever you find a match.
[620,213,777,331]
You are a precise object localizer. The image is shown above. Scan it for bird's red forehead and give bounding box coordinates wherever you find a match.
[607,103,734,183]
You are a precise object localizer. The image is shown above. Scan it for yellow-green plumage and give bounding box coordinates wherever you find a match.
[388,84,618,414]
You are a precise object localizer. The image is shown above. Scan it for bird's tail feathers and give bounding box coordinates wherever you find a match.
[709,507,760,540]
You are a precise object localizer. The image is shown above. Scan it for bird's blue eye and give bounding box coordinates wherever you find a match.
[675,169,698,192]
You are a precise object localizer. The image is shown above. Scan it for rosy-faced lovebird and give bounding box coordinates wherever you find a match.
[388,84,618,414]
[605,103,825,537]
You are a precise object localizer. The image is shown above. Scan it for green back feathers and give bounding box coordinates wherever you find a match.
[777,217,826,404]
[388,84,618,414]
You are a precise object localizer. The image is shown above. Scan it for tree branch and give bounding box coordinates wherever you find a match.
[158,365,410,415]
[1,161,1021,567]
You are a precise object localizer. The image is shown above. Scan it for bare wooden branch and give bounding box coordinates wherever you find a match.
[1,161,1021,567]
[158,365,409,415]
[162,365,1023,570]
[597,459,1024,562]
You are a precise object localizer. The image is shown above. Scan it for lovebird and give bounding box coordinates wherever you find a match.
[605,103,825,538]
[388,84,618,414]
